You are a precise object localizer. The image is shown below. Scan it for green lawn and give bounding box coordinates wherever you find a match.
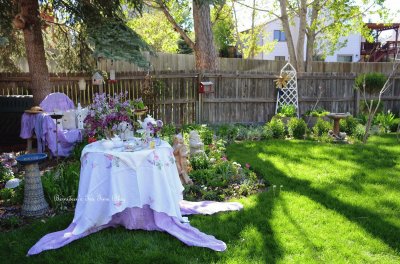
[1,135,399,263]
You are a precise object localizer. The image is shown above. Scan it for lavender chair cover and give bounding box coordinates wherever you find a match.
[20,113,82,157]
[27,141,243,255]
[39,92,75,112]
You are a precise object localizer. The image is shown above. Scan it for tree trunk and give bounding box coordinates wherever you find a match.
[20,0,51,105]
[193,1,217,70]
[296,0,307,72]
[305,2,320,72]
[249,0,256,59]
[305,32,315,72]
[279,0,297,69]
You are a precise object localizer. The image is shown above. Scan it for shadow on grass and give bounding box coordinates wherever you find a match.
[227,137,400,253]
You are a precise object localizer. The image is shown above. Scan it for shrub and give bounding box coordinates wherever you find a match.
[236,125,249,140]
[305,108,330,117]
[216,124,238,143]
[0,183,24,206]
[339,116,359,135]
[359,100,383,114]
[266,117,285,139]
[263,125,273,140]
[200,127,214,145]
[246,126,265,141]
[161,123,177,145]
[189,155,210,170]
[71,139,89,161]
[375,111,397,133]
[42,161,80,211]
[287,118,307,139]
[354,124,366,141]
[0,164,14,183]
[355,72,387,95]
[313,118,331,137]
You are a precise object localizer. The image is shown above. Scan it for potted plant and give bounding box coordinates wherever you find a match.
[276,104,297,124]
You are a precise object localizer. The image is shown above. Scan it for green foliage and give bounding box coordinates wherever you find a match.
[1,0,152,72]
[161,123,177,145]
[375,111,398,133]
[287,118,307,139]
[71,140,89,161]
[355,72,388,94]
[0,215,22,229]
[189,155,210,171]
[359,100,384,114]
[185,159,264,202]
[0,183,23,206]
[42,161,80,211]
[305,108,330,117]
[313,118,331,137]
[263,125,274,140]
[266,117,285,139]
[87,20,153,68]
[277,104,297,117]
[0,164,13,182]
[211,3,235,56]
[127,10,180,53]
[339,116,359,135]
[354,124,366,141]
[182,124,214,145]
[215,124,238,143]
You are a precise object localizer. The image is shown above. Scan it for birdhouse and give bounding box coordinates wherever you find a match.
[92,72,104,85]
[199,81,214,93]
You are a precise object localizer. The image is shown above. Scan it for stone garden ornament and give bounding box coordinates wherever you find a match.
[189,130,205,156]
[172,133,193,185]
[275,62,299,117]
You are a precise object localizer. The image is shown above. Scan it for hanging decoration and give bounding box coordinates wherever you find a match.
[108,59,117,84]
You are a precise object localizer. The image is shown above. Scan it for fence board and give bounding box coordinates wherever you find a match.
[0,71,399,125]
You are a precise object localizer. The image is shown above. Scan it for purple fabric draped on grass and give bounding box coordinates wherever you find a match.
[27,201,243,256]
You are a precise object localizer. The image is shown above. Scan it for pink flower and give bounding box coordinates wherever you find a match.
[245,163,251,169]
[221,156,227,161]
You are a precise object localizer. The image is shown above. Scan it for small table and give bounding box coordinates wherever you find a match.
[28,139,228,255]
[327,113,350,137]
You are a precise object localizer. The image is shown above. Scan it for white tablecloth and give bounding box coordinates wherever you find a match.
[72,139,185,235]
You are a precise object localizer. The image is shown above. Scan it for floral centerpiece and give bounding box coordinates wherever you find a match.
[138,115,163,137]
[84,92,140,139]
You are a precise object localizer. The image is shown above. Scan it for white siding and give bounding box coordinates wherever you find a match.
[324,34,361,62]
[251,18,361,62]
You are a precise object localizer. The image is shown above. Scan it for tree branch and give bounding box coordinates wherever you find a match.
[233,0,280,19]
[154,0,195,50]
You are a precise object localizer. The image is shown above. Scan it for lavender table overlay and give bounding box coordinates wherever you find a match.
[28,140,243,255]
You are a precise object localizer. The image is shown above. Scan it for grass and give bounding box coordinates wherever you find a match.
[1,135,399,263]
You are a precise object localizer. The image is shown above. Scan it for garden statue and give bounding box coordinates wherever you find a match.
[117,121,134,140]
[189,130,205,156]
[172,134,193,185]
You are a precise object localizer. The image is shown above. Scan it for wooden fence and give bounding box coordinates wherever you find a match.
[1,71,399,125]
[4,52,400,74]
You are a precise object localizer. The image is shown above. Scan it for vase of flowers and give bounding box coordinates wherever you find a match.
[137,115,163,146]
[84,92,141,139]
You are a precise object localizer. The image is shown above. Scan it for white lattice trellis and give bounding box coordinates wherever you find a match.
[275,62,299,117]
